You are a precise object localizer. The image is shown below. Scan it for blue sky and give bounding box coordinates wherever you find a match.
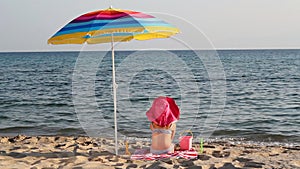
[1,0,300,51]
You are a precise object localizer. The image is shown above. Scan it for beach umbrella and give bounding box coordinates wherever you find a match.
[48,7,180,155]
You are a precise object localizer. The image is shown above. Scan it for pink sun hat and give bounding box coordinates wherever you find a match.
[146,96,180,127]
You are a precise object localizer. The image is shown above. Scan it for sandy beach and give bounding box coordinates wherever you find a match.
[0,135,299,169]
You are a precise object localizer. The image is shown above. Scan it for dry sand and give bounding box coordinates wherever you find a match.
[0,135,299,169]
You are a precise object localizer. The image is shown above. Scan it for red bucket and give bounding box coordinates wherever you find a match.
[179,130,193,150]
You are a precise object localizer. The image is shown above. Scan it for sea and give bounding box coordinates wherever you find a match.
[0,50,299,145]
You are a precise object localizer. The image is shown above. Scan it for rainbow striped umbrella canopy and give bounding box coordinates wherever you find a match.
[48,7,179,44]
[48,7,180,155]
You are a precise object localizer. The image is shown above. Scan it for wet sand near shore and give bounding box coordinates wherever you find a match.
[0,135,299,169]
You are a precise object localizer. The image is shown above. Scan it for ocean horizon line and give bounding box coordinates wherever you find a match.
[1,48,300,53]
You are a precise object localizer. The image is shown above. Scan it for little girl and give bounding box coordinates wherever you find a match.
[146,96,180,154]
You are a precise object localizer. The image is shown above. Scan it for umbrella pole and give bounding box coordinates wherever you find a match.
[111,34,118,155]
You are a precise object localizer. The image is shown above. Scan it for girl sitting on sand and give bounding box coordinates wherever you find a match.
[146,96,180,154]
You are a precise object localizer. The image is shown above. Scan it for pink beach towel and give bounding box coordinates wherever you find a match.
[146,96,180,127]
[130,148,198,160]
